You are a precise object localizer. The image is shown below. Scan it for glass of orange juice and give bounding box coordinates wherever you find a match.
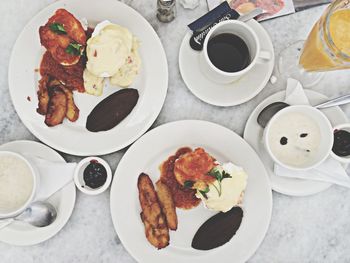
[279,0,350,87]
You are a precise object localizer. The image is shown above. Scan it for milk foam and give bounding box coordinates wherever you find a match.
[0,155,34,214]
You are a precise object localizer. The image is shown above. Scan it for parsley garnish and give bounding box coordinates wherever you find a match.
[183,180,194,189]
[49,23,66,34]
[199,186,210,199]
[207,167,232,196]
[65,43,82,56]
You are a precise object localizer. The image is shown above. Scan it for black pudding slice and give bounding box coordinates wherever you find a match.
[86,89,139,132]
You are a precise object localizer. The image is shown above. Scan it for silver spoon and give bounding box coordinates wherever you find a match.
[238,8,265,22]
[257,94,350,128]
[0,201,57,230]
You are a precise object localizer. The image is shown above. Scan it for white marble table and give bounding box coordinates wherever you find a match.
[1,0,350,262]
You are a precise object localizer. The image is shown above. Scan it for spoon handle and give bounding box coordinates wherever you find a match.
[0,219,14,230]
[315,94,350,109]
[238,8,263,22]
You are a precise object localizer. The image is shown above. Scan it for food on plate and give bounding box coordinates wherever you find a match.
[36,9,87,127]
[160,147,201,209]
[83,21,141,94]
[138,147,248,250]
[191,207,243,250]
[83,160,107,189]
[86,88,139,132]
[44,85,67,127]
[267,112,321,167]
[138,173,170,249]
[174,147,216,186]
[40,51,85,93]
[37,78,80,127]
[332,129,350,157]
[109,38,141,87]
[61,86,79,122]
[155,180,178,231]
[36,9,141,128]
[195,162,247,212]
[83,69,104,96]
[39,9,86,66]
[36,75,50,115]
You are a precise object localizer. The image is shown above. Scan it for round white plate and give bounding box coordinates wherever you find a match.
[9,0,168,156]
[244,90,348,196]
[0,140,76,246]
[179,20,274,107]
[110,120,272,263]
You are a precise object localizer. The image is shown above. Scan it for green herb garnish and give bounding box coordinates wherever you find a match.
[65,43,82,56]
[199,186,210,199]
[207,167,232,196]
[183,180,194,189]
[49,23,67,34]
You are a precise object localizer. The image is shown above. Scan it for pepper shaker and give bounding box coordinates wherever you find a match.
[157,0,176,23]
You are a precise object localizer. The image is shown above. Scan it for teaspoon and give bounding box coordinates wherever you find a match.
[0,201,57,230]
[257,94,350,128]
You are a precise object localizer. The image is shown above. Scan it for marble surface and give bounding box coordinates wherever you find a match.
[1,0,350,262]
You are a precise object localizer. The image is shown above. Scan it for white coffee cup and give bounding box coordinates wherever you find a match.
[263,105,334,171]
[200,20,271,84]
[0,151,39,218]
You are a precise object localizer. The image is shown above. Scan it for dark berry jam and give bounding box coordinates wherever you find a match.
[83,160,107,189]
[332,129,350,157]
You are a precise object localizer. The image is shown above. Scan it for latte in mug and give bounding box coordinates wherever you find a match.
[0,152,35,217]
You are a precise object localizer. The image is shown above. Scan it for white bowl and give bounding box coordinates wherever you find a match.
[330,123,350,163]
[0,151,39,218]
[74,157,112,195]
[263,105,333,171]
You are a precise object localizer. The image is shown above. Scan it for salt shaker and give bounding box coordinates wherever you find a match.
[157,0,176,23]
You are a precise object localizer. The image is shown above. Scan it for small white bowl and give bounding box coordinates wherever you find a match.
[330,123,350,163]
[263,105,333,171]
[0,151,39,218]
[74,157,112,195]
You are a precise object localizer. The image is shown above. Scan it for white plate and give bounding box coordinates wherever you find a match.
[110,120,272,263]
[179,20,274,107]
[0,140,76,246]
[8,0,168,156]
[243,90,348,196]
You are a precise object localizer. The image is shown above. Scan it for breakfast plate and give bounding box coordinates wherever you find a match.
[0,140,75,245]
[9,0,168,156]
[244,90,348,196]
[110,120,272,263]
[178,20,274,107]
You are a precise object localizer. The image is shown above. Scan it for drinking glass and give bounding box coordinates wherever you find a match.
[278,0,350,87]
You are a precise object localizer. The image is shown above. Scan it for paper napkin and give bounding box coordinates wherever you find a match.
[273,78,350,188]
[27,156,76,201]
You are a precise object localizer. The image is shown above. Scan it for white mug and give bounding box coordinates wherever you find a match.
[200,20,271,84]
[0,151,39,219]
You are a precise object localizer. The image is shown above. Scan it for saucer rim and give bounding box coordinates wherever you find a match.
[179,19,275,107]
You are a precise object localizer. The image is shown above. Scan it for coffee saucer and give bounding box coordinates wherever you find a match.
[179,20,274,107]
[0,140,76,245]
[243,90,348,196]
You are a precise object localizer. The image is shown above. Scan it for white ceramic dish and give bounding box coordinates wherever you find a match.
[74,156,112,195]
[263,105,334,171]
[179,19,274,107]
[110,120,272,263]
[8,0,168,156]
[0,151,39,218]
[244,90,348,196]
[330,123,350,163]
[0,140,76,246]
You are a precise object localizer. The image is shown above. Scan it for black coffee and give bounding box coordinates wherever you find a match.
[207,33,250,73]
